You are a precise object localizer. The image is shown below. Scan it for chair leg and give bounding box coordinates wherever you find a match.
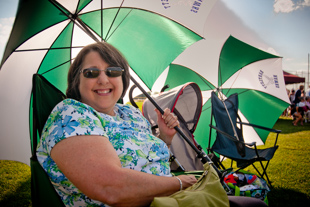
[261,161,270,178]
[259,160,272,187]
[252,163,263,176]
[252,162,272,187]
[218,160,226,170]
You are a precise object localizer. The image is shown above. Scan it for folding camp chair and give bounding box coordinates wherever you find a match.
[208,92,280,186]
[31,74,65,207]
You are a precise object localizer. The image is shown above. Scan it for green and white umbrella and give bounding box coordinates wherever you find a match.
[0,0,217,165]
[154,35,290,150]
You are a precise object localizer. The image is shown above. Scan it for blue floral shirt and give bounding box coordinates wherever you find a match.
[36,99,171,206]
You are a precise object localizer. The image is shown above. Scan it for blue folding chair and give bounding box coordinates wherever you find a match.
[208,92,280,186]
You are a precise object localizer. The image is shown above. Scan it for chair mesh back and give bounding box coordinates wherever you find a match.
[31,74,65,207]
[33,74,66,138]
[211,92,245,158]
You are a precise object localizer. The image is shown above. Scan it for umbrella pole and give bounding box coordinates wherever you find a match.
[217,92,240,141]
[129,76,222,176]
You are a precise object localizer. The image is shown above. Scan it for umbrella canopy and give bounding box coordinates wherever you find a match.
[0,0,217,165]
[154,35,290,150]
[283,71,305,84]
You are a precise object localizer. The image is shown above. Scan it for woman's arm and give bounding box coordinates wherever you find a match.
[51,135,196,207]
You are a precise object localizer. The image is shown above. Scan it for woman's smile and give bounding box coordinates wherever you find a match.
[94,88,112,95]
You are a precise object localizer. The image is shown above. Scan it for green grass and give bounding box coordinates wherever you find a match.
[268,118,310,206]
[0,117,309,206]
[0,160,31,207]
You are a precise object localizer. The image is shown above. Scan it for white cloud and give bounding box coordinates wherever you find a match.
[274,0,296,13]
[274,0,310,13]
[300,0,310,6]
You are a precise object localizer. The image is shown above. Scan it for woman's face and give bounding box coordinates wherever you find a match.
[79,51,123,115]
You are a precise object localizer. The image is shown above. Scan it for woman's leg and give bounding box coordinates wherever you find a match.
[228,196,267,207]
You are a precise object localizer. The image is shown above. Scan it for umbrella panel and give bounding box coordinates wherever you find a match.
[38,21,75,94]
[164,64,214,91]
[219,36,279,86]
[1,0,69,65]
[36,8,203,94]
[192,100,217,151]
[81,8,202,89]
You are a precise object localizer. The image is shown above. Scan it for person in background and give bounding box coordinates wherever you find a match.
[288,89,295,117]
[292,97,307,126]
[304,96,310,123]
[294,85,304,105]
[289,89,295,104]
[305,85,310,97]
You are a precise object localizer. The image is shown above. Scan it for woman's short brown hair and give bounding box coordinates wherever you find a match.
[66,42,130,101]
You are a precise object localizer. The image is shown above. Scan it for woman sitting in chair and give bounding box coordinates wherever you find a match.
[37,42,266,207]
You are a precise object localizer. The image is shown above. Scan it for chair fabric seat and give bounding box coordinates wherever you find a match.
[213,145,278,167]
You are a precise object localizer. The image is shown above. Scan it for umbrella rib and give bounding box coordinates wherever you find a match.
[49,0,100,43]
[101,0,103,41]
[105,9,132,42]
[104,0,125,41]
[222,69,242,96]
[75,17,101,43]
[201,105,211,113]
[199,75,216,90]
[15,46,84,52]
[41,59,73,75]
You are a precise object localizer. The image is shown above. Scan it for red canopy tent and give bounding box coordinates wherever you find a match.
[283,71,305,84]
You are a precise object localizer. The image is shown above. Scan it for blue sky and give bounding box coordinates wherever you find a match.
[0,0,309,75]
[221,0,310,75]
[0,0,18,59]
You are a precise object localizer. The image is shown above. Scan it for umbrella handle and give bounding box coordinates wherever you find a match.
[129,76,222,176]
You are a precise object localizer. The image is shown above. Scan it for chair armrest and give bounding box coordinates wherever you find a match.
[246,142,256,147]
[237,122,281,134]
[209,124,256,146]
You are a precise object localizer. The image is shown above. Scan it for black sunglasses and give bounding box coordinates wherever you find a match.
[81,67,124,78]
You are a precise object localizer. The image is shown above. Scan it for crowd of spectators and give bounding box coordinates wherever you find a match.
[286,84,310,126]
